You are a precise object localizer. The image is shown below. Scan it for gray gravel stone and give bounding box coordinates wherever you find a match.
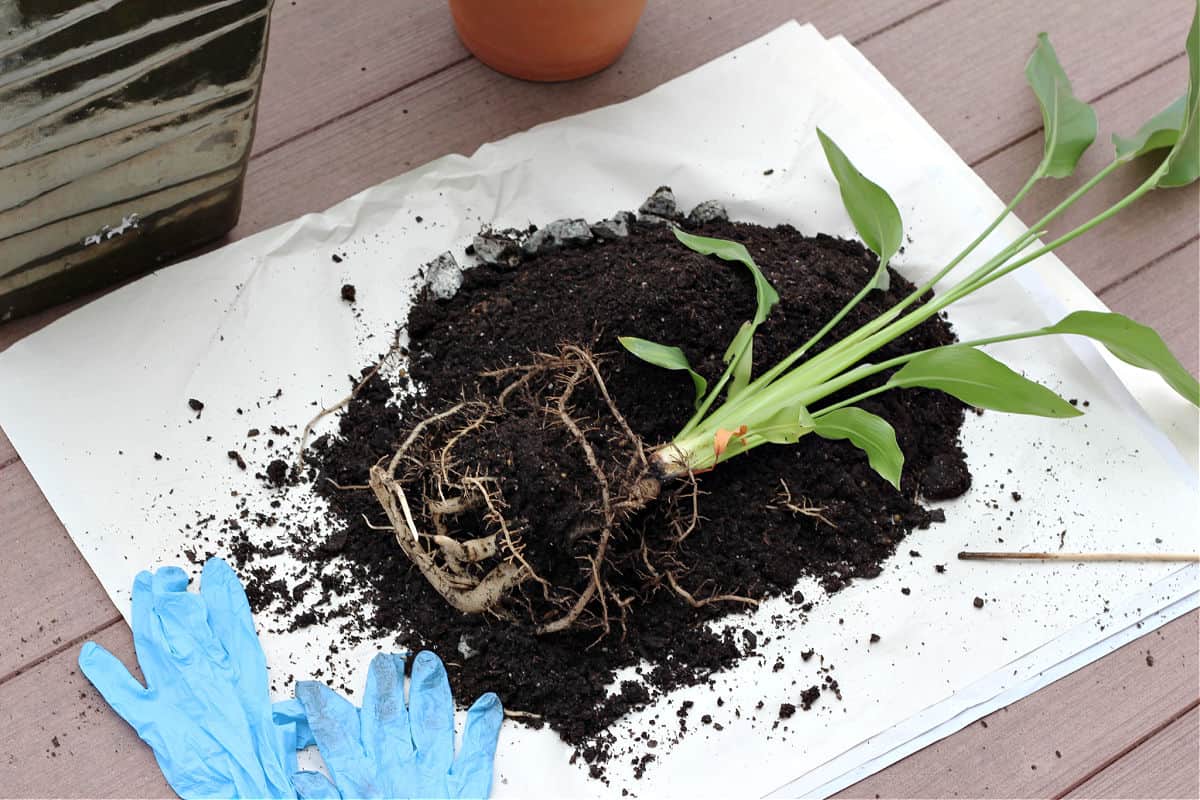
[638,185,678,219]
[687,200,729,225]
[637,213,675,226]
[546,218,593,246]
[521,228,556,256]
[522,218,593,256]
[472,230,522,267]
[424,251,463,300]
[590,211,634,240]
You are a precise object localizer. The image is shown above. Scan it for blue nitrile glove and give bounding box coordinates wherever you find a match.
[292,651,503,800]
[78,558,308,799]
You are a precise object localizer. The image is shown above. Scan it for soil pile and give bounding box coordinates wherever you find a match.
[295,203,969,762]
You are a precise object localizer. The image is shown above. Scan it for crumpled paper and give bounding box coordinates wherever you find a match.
[0,22,1195,799]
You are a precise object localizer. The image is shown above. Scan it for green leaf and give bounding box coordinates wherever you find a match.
[672,229,779,327]
[816,128,902,291]
[810,407,904,490]
[1040,311,1199,406]
[1158,7,1200,188]
[721,322,755,397]
[1113,94,1185,162]
[750,402,812,445]
[887,346,1083,418]
[1025,33,1098,179]
[673,228,780,398]
[619,336,709,410]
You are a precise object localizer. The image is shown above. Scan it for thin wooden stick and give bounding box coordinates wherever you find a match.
[958,551,1199,563]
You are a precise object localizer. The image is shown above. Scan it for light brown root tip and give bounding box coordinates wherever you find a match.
[775,479,838,530]
[503,709,544,720]
[666,571,759,609]
[297,334,402,469]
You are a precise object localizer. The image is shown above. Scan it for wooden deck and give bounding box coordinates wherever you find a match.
[1,1,1197,796]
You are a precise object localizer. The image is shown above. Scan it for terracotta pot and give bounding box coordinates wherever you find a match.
[449,0,647,82]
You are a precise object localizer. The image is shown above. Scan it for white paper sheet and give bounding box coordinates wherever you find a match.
[1,22,1196,799]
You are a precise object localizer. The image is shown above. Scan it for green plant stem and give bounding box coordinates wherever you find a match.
[809,329,1057,417]
[673,157,1143,472]
[678,334,745,437]
[751,166,1072,395]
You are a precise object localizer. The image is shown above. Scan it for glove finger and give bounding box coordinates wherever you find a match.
[361,652,412,766]
[199,558,266,682]
[408,651,455,773]
[151,567,227,666]
[296,681,372,782]
[274,698,316,750]
[449,692,503,800]
[77,642,152,735]
[292,771,342,800]
[129,571,173,688]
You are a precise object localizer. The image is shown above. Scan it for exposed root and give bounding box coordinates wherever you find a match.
[297,334,402,468]
[671,470,703,543]
[366,344,764,634]
[503,709,544,720]
[774,479,838,530]
[369,463,530,614]
[327,478,371,491]
[665,571,760,609]
[536,357,617,635]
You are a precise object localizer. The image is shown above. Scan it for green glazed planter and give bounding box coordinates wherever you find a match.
[0,0,274,321]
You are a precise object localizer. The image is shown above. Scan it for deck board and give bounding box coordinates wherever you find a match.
[0,0,1197,796]
[0,623,170,800]
[857,0,1193,167]
[1065,705,1200,799]
[1100,241,1200,376]
[252,1,468,154]
[974,54,1198,294]
[838,611,1200,798]
[0,463,121,680]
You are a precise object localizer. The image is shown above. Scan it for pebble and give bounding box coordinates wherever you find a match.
[638,185,678,220]
[590,211,634,240]
[687,199,729,224]
[424,252,463,300]
[522,218,593,256]
[472,230,523,267]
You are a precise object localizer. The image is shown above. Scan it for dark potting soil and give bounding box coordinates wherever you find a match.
[293,209,968,767]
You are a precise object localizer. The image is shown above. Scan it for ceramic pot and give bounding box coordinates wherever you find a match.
[0,0,274,321]
[449,0,647,82]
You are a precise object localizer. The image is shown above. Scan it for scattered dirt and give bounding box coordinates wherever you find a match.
[283,212,969,766]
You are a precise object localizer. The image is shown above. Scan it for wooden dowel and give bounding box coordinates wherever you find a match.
[958,551,1200,563]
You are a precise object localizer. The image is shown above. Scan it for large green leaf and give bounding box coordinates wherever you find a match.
[721,322,755,397]
[1113,94,1185,162]
[619,337,709,410]
[887,346,1082,418]
[748,402,812,445]
[1040,311,1199,406]
[673,228,780,397]
[1158,7,1200,188]
[672,229,779,327]
[1025,33,1099,178]
[815,128,902,291]
[810,407,904,490]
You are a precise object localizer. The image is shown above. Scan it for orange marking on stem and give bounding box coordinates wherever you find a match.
[713,425,749,460]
